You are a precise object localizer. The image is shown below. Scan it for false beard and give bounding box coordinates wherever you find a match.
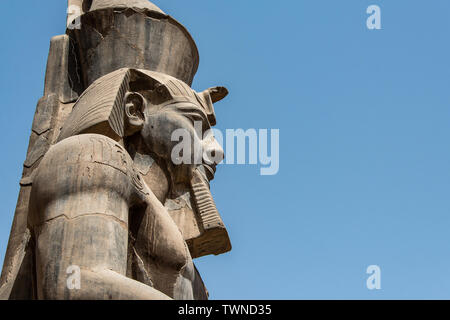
[188,167,231,258]
[164,166,231,258]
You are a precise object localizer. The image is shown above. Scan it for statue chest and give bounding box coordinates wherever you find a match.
[127,202,208,299]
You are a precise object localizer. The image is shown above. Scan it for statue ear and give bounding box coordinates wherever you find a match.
[124,92,146,136]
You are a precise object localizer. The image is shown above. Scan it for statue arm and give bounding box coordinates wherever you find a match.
[28,135,171,300]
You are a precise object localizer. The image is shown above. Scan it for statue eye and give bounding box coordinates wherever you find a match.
[183,113,211,133]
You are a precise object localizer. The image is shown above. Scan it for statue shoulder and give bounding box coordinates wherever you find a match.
[35,134,138,182]
[29,134,148,227]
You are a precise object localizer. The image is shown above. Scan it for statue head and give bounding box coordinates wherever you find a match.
[58,67,227,186]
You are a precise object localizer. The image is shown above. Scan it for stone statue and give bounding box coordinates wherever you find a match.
[0,0,231,300]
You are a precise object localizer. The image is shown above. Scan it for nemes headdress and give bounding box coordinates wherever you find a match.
[58,68,228,142]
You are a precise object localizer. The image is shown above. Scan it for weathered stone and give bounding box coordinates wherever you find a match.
[23,136,50,169]
[68,7,199,87]
[1,0,231,300]
[44,35,81,103]
[0,30,84,300]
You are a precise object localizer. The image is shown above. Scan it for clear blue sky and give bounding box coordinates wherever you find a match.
[1,0,450,299]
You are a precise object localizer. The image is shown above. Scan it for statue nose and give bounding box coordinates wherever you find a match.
[203,137,224,165]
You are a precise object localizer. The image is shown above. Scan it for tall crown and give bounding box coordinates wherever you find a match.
[66,0,199,89]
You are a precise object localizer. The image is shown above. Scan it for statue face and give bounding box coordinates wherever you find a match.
[140,101,224,184]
